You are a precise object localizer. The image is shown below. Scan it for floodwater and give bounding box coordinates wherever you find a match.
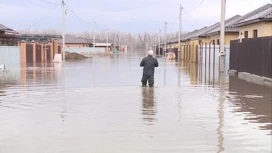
[0,52,271,153]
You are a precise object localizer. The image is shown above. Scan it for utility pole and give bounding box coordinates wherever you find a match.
[119,33,121,51]
[62,0,66,62]
[164,22,167,87]
[154,34,156,55]
[220,0,226,56]
[178,4,183,87]
[159,29,161,55]
[113,33,115,50]
[178,4,183,63]
[219,0,226,73]
[93,22,96,51]
[106,29,108,53]
[164,21,167,57]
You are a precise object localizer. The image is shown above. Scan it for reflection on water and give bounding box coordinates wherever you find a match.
[141,87,156,125]
[217,73,225,153]
[228,76,272,132]
[20,62,59,86]
[0,52,271,153]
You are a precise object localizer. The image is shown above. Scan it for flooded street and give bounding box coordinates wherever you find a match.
[0,52,271,153]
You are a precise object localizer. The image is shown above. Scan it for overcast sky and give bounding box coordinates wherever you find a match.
[0,0,271,34]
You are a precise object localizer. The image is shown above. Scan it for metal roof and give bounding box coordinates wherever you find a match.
[188,24,219,39]
[0,24,19,36]
[83,38,103,44]
[262,11,272,19]
[57,35,106,44]
[165,3,272,45]
[203,15,242,36]
[64,35,86,44]
[233,3,272,27]
[206,15,241,35]
[167,14,242,43]
[19,34,62,43]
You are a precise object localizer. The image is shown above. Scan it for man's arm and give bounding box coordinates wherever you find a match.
[155,59,159,67]
[140,58,145,67]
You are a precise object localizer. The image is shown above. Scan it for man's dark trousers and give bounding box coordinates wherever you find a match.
[141,74,154,87]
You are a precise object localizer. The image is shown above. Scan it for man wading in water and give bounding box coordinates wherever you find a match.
[140,50,159,87]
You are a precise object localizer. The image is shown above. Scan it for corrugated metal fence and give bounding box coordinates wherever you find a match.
[0,46,21,81]
[230,36,272,78]
[0,46,20,68]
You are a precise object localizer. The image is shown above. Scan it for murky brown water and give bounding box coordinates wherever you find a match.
[0,52,271,153]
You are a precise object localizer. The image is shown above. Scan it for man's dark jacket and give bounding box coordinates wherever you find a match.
[140,55,159,75]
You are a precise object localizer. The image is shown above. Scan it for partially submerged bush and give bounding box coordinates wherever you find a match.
[65,52,89,60]
[0,73,16,85]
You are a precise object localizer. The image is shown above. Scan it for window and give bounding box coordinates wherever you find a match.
[217,39,220,45]
[253,29,258,38]
[244,31,248,39]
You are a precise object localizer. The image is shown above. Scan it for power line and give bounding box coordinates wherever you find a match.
[39,0,61,5]
[187,0,205,11]
[65,4,104,31]
[182,9,197,30]
[24,0,57,9]
[65,4,93,25]
[21,6,59,31]
[246,0,254,9]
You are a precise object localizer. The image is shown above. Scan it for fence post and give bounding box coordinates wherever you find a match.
[195,45,199,63]
[53,39,58,56]
[49,42,54,62]
[41,43,44,63]
[20,41,26,85]
[20,42,26,65]
[44,44,47,63]
[31,42,36,64]
[209,42,211,84]
[213,41,216,86]
[205,43,207,83]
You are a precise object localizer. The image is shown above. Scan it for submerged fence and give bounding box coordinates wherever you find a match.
[230,36,272,78]
[0,46,21,81]
[0,46,20,66]
[197,43,230,85]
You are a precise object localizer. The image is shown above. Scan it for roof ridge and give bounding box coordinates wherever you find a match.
[237,3,272,22]
[260,7,272,18]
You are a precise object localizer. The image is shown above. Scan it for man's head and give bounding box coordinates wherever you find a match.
[148,50,154,56]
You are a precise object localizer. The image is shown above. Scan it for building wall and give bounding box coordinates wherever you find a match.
[239,21,272,38]
[201,33,239,45]
[166,32,238,63]
[199,37,211,44]
[225,33,239,44]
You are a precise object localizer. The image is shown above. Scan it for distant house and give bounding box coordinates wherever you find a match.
[164,15,243,62]
[166,14,242,49]
[233,4,272,39]
[63,35,88,48]
[87,38,112,49]
[61,35,112,50]
[0,24,19,46]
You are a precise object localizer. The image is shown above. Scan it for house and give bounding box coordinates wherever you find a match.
[62,35,112,50]
[165,14,242,62]
[199,15,242,45]
[229,4,272,86]
[0,24,19,46]
[63,35,88,48]
[232,4,272,39]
